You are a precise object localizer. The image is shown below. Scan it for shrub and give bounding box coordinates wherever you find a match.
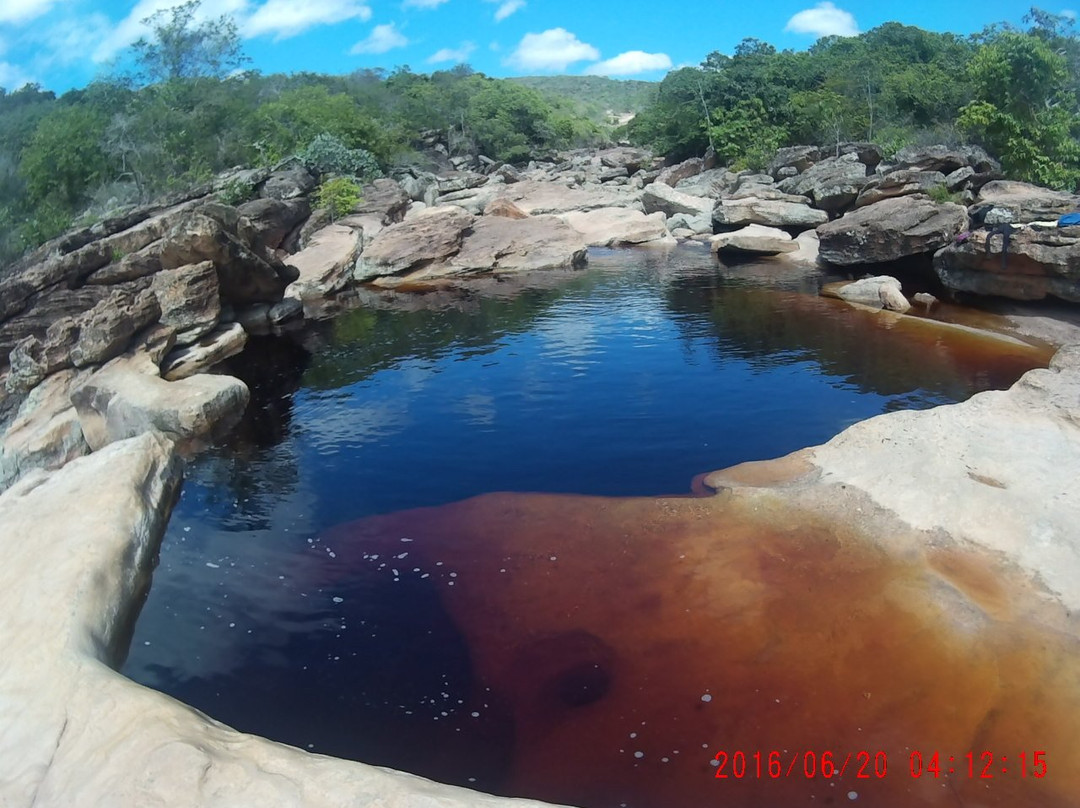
[927,184,962,204]
[299,133,382,181]
[315,176,362,220]
[218,177,255,206]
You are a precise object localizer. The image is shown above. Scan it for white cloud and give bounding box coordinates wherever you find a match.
[507,28,599,72]
[93,0,248,64]
[245,0,371,40]
[585,50,672,76]
[350,23,408,54]
[784,2,858,38]
[0,0,57,26]
[1063,8,1078,21]
[402,0,449,7]
[0,60,34,89]
[491,0,525,22]
[427,41,475,63]
[34,14,113,68]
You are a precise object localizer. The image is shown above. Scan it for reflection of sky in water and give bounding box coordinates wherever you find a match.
[123,246,1050,771]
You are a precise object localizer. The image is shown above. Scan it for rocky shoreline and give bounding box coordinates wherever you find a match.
[2,143,1080,806]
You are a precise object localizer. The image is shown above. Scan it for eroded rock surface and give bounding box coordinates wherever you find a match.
[817,195,967,265]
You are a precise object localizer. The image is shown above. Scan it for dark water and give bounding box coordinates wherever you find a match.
[123,246,1056,806]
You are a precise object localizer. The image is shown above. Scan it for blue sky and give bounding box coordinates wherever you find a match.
[0,0,1052,93]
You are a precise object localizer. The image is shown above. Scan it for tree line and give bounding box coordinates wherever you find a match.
[0,2,606,265]
[626,9,1080,190]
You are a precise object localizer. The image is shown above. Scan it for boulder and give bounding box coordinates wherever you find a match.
[711,224,798,256]
[493,164,522,184]
[944,166,976,192]
[734,173,775,192]
[484,198,530,219]
[837,142,884,168]
[675,168,739,198]
[598,146,652,174]
[641,182,713,218]
[71,355,249,450]
[890,144,999,175]
[259,166,317,200]
[354,178,412,225]
[85,242,164,285]
[284,224,362,301]
[449,215,589,274]
[974,180,1080,224]
[560,208,670,247]
[826,275,912,312]
[854,170,947,208]
[160,323,248,381]
[656,158,704,187]
[355,206,474,280]
[778,153,869,213]
[666,212,712,234]
[160,213,295,305]
[71,288,161,369]
[817,196,968,266]
[437,171,488,195]
[713,197,828,231]
[933,225,1080,302]
[768,145,821,178]
[150,261,221,346]
[0,369,91,492]
[268,297,303,326]
[236,197,312,254]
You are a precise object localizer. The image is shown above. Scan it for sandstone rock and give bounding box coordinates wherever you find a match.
[561,208,670,247]
[727,185,812,202]
[974,180,1080,224]
[933,225,1080,302]
[355,178,411,225]
[778,153,869,213]
[501,180,641,216]
[711,224,798,256]
[837,142,884,168]
[769,145,821,178]
[817,196,967,266]
[437,171,488,194]
[854,170,947,207]
[268,297,304,326]
[150,261,220,345]
[493,164,522,184]
[675,168,739,197]
[734,173,775,192]
[656,158,704,187]
[356,206,474,280]
[236,197,312,254]
[297,208,334,250]
[598,146,652,173]
[450,215,589,273]
[713,197,828,231]
[71,356,249,450]
[70,288,161,368]
[285,224,362,301]
[826,275,912,312]
[0,369,91,492]
[890,144,999,175]
[160,213,294,305]
[945,166,975,192]
[641,182,713,218]
[259,166,317,200]
[666,212,712,234]
[160,323,248,381]
[485,198,530,219]
[6,322,78,393]
[85,241,164,285]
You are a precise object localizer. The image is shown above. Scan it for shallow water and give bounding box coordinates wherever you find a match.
[123,246,1058,807]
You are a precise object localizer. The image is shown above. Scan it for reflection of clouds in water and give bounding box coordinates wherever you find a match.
[537,313,598,363]
[300,401,411,454]
[453,392,496,427]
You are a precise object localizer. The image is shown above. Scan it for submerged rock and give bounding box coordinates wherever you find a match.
[825,275,911,312]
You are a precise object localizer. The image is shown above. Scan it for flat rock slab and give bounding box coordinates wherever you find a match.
[498,180,641,215]
[451,215,589,273]
[560,208,670,247]
[713,197,827,231]
[711,223,797,255]
[356,206,474,280]
[160,323,248,381]
[975,180,1080,224]
[285,223,362,301]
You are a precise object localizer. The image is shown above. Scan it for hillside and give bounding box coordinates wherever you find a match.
[509,75,658,125]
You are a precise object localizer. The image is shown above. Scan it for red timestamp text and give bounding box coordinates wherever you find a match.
[712,750,888,780]
[909,750,1047,779]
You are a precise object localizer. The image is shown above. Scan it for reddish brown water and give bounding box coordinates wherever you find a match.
[325,490,1080,808]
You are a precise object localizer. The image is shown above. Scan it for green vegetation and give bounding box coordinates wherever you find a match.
[315,176,362,220]
[509,76,658,125]
[628,9,1080,186]
[0,2,605,267]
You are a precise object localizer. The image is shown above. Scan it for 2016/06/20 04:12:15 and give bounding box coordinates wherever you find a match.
[909,751,1048,779]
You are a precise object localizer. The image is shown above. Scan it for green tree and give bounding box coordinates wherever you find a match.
[958,31,1080,187]
[20,105,110,208]
[130,0,249,85]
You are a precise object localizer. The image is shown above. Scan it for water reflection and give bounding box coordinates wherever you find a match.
[124,245,1055,806]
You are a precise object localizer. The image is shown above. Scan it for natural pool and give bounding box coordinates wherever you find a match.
[123,245,1062,807]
